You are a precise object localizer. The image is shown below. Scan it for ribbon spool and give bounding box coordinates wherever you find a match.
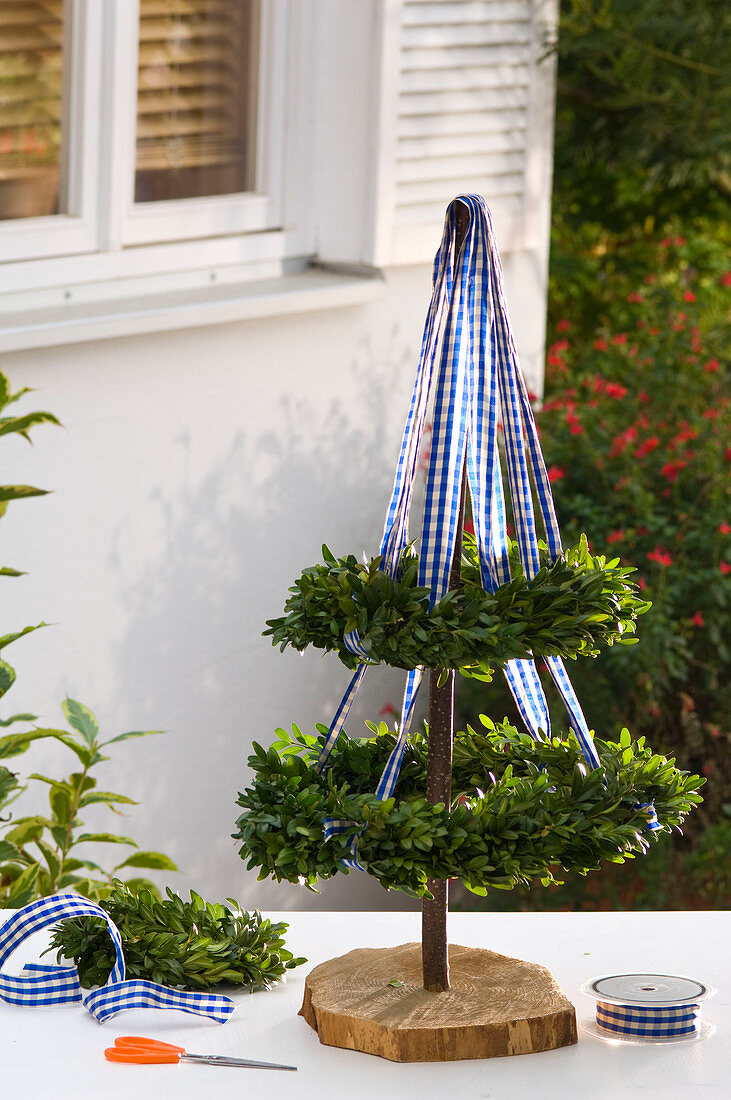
[581,973,716,1044]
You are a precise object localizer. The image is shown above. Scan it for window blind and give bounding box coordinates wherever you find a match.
[135,0,258,203]
[0,0,64,219]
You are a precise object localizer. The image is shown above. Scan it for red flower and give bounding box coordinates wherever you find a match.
[607,530,624,544]
[704,359,720,373]
[594,338,608,351]
[527,389,538,402]
[647,546,673,567]
[683,291,696,302]
[634,436,660,457]
[610,427,638,457]
[726,446,731,461]
[660,237,673,248]
[627,292,643,304]
[644,274,657,285]
[676,236,686,246]
[612,333,628,345]
[636,526,649,537]
[570,422,584,435]
[637,577,647,590]
[721,561,731,575]
[719,522,731,534]
[720,272,731,287]
[551,339,570,353]
[379,702,398,718]
[547,353,566,370]
[556,319,571,332]
[692,611,705,627]
[547,466,566,483]
[638,390,651,404]
[703,408,721,420]
[605,382,628,399]
[661,460,687,482]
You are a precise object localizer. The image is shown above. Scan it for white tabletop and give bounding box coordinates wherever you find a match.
[1,909,728,1099]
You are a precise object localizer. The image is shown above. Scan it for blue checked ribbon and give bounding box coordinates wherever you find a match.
[596,1001,700,1039]
[0,894,237,1024]
[315,195,657,864]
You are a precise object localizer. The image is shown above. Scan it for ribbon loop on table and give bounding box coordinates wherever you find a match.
[0,894,236,1024]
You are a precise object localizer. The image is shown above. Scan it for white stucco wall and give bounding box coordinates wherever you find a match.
[0,254,545,911]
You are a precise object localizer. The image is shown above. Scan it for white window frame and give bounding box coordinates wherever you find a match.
[0,0,102,263]
[0,0,311,298]
[106,0,285,249]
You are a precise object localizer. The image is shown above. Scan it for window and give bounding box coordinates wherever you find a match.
[0,0,66,222]
[0,1,557,353]
[135,0,259,205]
[0,0,298,283]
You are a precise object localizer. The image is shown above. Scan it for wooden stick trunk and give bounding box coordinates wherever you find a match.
[421,198,471,992]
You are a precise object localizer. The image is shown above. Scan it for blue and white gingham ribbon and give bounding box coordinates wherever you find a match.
[596,1001,700,1039]
[0,894,236,1024]
[314,195,656,864]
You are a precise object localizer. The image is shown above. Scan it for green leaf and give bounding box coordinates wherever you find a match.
[3,728,95,766]
[5,863,41,907]
[0,839,22,862]
[76,833,138,846]
[0,713,37,727]
[49,784,72,823]
[0,485,50,502]
[113,851,178,871]
[4,815,47,844]
[0,624,46,652]
[0,568,25,578]
[100,729,164,747]
[78,791,137,808]
[0,659,16,700]
[35,838,61,882]
[61,698,99,747]
[0,411,61,439]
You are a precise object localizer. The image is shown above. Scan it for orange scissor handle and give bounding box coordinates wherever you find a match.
[105,1048,181,1064]
[114,1036,186,1055]
[105,1036,186,1064]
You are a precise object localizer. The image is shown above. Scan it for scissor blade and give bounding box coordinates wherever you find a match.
[182,1053,297,1071]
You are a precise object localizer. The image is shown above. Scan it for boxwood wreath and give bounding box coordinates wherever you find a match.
[264,534,649,677]
[49,883,306,992]
[234,719,703,900]
[239,530,704,900]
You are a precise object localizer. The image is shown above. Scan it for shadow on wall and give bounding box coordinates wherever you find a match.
[107,328,420,911]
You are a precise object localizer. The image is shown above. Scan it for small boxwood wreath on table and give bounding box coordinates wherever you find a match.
[264,534,650,676]
[233,720,703,900]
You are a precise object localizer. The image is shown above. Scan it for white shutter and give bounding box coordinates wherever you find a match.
[371,0,557,265]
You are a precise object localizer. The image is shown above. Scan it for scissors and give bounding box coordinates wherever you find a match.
[105,1035,297,1072]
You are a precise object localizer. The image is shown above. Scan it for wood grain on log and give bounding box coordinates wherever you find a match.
[300,942,578,1062]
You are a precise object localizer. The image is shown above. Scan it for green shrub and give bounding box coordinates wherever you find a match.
[460,230,730,863]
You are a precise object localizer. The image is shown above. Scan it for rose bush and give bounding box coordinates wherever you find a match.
[458,228,730,913]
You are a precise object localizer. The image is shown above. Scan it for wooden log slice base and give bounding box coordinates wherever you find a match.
[299,942,577,1062]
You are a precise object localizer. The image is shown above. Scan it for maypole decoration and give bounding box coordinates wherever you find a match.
[234,197,702,1061]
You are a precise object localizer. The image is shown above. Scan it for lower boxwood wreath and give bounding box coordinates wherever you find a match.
[264,534,650,676]
[48,883,306,991]
[233,720,703,899]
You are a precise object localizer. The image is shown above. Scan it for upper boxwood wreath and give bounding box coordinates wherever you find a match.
[265,534,649,676]
[233,719,703,899]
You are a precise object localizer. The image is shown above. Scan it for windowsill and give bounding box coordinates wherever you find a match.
[0,264,386,353]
